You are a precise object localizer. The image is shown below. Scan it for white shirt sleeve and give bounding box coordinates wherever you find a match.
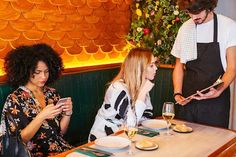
[135,100,146,122]
[135,93,153,123]
[171,28,182,58]
[171,19,198,63]
[226,21,236,48]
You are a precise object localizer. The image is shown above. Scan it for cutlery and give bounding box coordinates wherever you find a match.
[81,146,114,156]
[138,127,159,134]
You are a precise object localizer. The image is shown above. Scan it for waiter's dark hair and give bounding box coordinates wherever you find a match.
[177,0,218,14]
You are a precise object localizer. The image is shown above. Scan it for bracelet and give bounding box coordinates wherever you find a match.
[64,111,73,116]
[173,93,183,98]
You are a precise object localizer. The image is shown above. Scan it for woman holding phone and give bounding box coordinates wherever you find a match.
[0,43,73,156]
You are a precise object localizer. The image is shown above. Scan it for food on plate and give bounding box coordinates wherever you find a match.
[136,140,155,148]
[174,124,193,132]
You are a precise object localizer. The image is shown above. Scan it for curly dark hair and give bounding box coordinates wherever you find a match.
[177,0,218,14]
[4,43,64,88]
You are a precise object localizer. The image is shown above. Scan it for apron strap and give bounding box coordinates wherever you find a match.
[213,13,218,42]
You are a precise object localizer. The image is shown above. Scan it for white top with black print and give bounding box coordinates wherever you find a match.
[88,80,153,141]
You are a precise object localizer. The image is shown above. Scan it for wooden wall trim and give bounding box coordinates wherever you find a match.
[62,63,122,75]
[0,75,6,84]
[0,63,173,84]
[159,64,174,69]
[62,63,174,75]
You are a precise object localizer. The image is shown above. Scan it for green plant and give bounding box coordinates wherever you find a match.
[126,0,189,64]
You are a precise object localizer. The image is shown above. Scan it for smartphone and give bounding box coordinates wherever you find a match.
[56,97,70,106]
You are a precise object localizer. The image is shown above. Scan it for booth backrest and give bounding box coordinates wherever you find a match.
[0,67,174,146]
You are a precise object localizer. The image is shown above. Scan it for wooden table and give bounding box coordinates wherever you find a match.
[53,120,236,157]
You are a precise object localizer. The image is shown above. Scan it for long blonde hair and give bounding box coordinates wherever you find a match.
[112,48,153,105]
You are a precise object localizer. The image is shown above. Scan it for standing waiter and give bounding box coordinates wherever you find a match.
[171,0,236,128]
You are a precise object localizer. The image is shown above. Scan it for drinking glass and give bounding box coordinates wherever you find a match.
[162,102,175,135]
[124,107,138,156]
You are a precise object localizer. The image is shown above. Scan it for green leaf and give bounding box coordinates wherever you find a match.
[127,0,190,64]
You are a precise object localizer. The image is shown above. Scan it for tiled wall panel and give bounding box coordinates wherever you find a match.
[0,0,132,75]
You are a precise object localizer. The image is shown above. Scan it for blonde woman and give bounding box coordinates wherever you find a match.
[89,48,158,141]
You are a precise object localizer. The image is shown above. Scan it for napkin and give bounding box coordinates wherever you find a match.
[171,19,197,63]
[138,128,159,137]
[74,148,111,157]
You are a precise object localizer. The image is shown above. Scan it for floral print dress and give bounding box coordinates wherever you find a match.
[0,86,73,157]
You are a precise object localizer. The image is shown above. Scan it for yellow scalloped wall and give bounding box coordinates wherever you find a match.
[0,0,132,76]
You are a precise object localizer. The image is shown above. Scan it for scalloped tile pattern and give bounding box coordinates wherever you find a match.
[0,0,132,75]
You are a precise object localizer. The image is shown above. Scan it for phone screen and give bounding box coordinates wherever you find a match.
[56,97,69,106]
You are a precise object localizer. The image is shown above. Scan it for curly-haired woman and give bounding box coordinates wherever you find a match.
[0,43,73,156]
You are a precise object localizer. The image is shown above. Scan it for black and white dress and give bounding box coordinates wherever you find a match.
[88,80,153,141]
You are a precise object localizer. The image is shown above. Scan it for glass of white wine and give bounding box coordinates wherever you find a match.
[124,107,138,155]
[162,102,175,136]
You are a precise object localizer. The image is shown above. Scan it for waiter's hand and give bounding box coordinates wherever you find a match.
[175,95,192,106]
[193,87,221,100]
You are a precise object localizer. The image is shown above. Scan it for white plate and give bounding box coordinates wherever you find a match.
[95,136,130,149]
[142,119,167,130]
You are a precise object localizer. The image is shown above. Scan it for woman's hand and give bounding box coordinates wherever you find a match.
[21,104,63,142]
[140,79,154,94]
[38,104,63,120]
[60,97,73,134]
[137,80,154,101]
[61,97,73,116]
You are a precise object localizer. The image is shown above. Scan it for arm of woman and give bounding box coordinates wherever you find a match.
[137,80,154,101]
[106,82,130,120]
[60,116,71,135]
[135,100,146,122]
[60,98,73,134]
[135,80,154,122]
[20,104,63,142]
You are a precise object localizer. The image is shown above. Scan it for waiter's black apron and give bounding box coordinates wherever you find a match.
[177,13,230,128]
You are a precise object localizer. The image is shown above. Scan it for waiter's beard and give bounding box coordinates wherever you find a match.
[194,11,209,25]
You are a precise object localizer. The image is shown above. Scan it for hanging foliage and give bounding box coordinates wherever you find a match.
[126,0,189,64]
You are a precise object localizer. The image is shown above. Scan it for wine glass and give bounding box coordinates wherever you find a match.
[162,102,175,136]
[124,107,138,156]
